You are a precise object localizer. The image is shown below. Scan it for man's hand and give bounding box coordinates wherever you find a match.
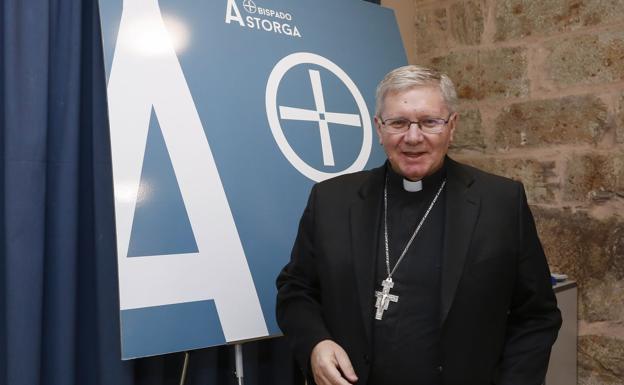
[310,340,358,385]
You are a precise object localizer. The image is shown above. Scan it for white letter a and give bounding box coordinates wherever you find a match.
[225,0,244,26]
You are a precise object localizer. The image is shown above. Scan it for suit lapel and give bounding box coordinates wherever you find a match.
[440,158,480,325]
[349,165,385,344]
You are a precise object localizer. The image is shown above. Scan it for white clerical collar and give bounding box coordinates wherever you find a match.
[403,178,423,192]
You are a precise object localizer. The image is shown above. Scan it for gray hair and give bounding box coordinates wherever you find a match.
[374,65,458,117]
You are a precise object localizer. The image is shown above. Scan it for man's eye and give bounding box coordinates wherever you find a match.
[421,119,440,128]
[389,119,408,128]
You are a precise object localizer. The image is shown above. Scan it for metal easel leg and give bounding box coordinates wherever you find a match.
[234,343,244,385]
[179,351,190,385]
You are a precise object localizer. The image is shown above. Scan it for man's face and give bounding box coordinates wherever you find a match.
[374,86,456,181]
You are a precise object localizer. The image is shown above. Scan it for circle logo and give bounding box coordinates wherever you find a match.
[266,52,372,182]
[243,0,257,14]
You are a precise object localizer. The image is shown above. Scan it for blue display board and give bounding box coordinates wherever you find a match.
[99,0,406,359]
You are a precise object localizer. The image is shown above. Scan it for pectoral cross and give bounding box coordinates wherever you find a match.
[374,278,399,320]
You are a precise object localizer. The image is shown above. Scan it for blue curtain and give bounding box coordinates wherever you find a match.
[1,0,303,384]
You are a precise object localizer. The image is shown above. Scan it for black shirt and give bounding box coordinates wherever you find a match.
[368,162,446,385]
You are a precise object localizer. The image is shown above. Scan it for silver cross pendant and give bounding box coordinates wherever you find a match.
[374,277,399,320]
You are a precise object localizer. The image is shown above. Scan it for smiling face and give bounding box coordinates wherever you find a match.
[374,85,456,181]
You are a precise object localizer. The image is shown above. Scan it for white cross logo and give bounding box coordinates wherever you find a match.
[243,0,256,14]
[266,52,372,182]
[279,69,362,166]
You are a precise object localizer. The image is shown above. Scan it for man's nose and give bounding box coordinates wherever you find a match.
[403,122,424,143]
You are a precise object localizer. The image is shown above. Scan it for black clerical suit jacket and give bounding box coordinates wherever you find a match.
[276,157,562,385]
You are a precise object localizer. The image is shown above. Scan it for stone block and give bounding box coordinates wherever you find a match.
[414,7,448,55]
[564,153,624,201]
[495,0,624,41]
[449,109,486,151]
[460,157,558,203]
[427,47,528,101]
[617,93,624,144]
[581,275,624,323]
[579,367,624,385]
[533,207,624,321]
[545,31,624,87]
[493,95,608,149]
[449,0,484,45]
[579,335,624,385]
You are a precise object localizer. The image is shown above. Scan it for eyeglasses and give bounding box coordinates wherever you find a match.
[379,115,453,134]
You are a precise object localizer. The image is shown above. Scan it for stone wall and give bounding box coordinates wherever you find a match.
[383,0,624,383]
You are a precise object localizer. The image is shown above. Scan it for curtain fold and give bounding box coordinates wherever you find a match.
[4,0,50,384]
[2,0,302,384]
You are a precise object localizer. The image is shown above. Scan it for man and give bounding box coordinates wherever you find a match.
[276,65,561,385]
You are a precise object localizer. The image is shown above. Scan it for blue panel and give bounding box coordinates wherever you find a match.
[127,108,199,257]
[120,300,226,359]
[101,0,406,357]
[98,0,122,76]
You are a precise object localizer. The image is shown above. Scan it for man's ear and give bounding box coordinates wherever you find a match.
[448,112,458,143]
[374,116,383,145]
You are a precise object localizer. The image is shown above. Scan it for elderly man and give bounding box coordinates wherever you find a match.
[276,65,561,385]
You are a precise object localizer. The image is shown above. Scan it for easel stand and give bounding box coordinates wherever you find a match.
[179,352,190,385]
[178,344,245,385]
[234,343,244,385]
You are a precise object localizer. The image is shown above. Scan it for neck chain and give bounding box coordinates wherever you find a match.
[374,174,446,320]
